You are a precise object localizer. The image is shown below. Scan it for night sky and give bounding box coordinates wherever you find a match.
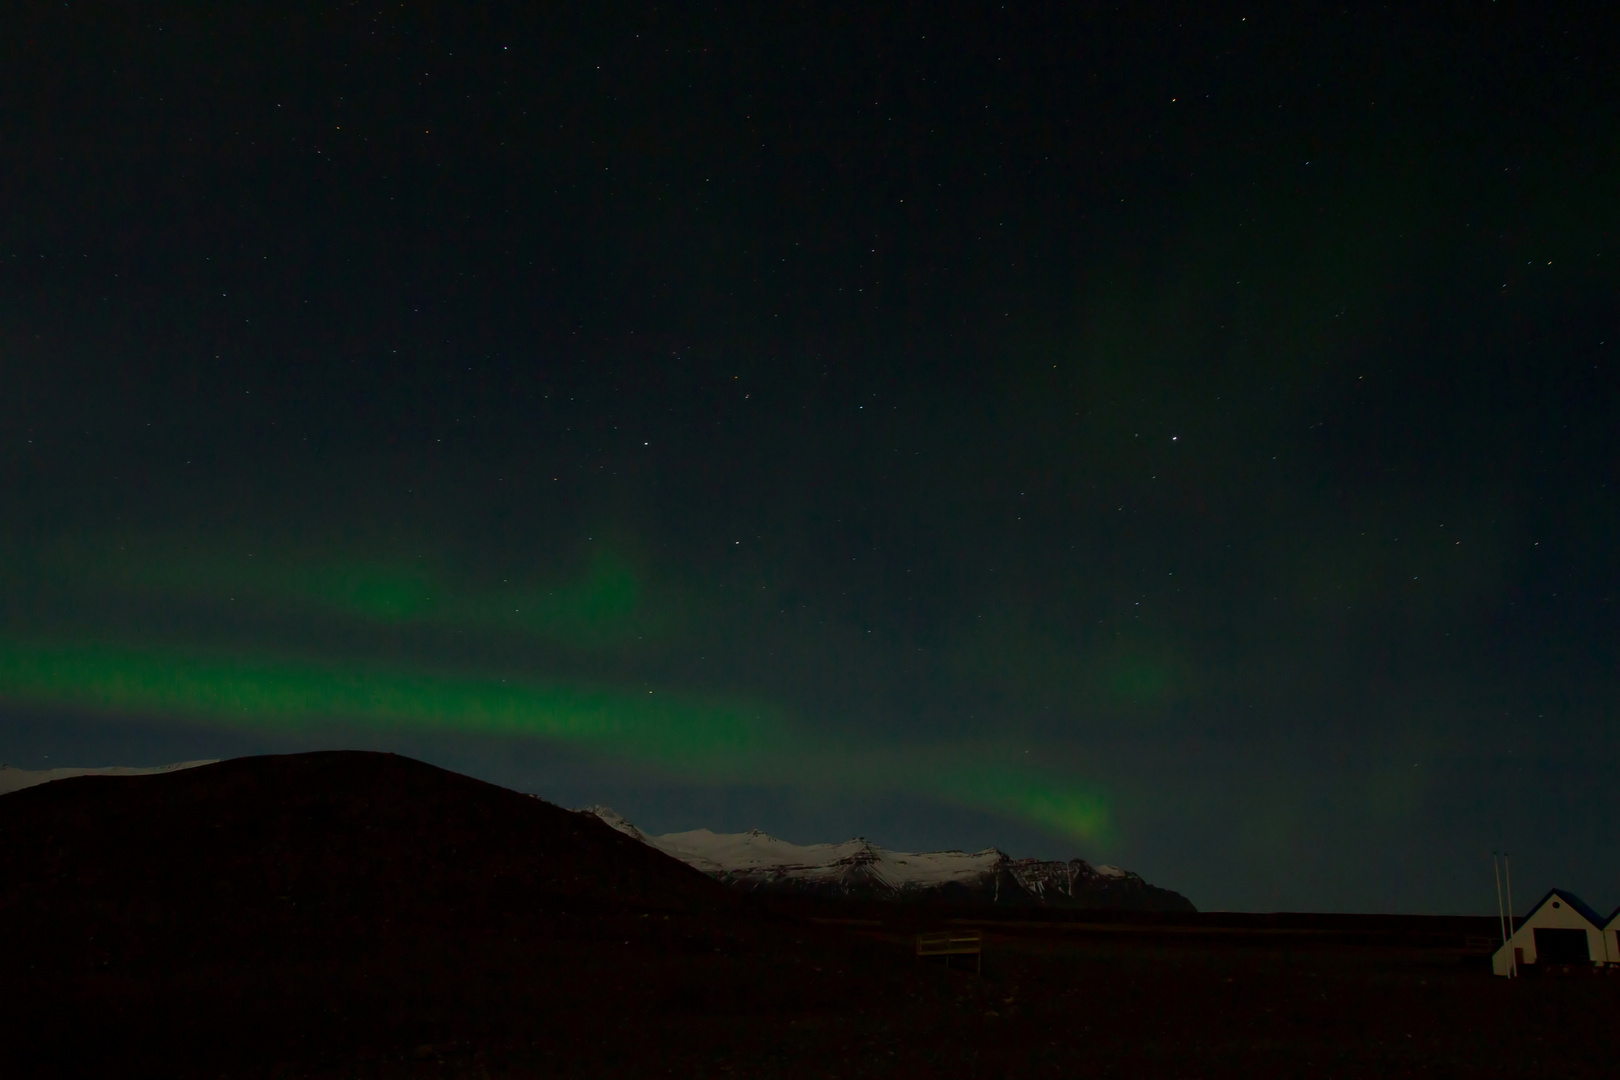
[4,2,1616,913]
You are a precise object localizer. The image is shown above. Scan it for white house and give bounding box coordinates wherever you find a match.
[1492,888,1606,976]
[1604,907,1620,965]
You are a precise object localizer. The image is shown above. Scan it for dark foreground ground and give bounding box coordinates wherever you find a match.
[3,753,1616,1078]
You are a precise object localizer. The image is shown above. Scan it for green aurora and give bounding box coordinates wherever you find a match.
[0,539,1113,844]
[36,536,659,645]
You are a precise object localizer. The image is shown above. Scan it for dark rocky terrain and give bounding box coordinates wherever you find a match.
[3,751,1616,1078]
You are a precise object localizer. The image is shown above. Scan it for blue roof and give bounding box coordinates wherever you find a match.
[1520,888,1604,927]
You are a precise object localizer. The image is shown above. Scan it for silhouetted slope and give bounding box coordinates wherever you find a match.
[2,752,879,1077]
[0,751,736,969]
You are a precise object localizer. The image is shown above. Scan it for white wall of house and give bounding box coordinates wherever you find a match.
[1605,924,1619,964]
[1491,895,1602,976]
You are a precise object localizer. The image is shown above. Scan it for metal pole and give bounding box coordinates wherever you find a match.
[1504,852,1518,978]
[1493,852,1508,974]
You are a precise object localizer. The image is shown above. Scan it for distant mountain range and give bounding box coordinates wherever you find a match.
[589,807,1195,912]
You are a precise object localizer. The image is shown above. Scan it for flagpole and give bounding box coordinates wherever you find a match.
[1493,851,1508,974]
[1504,852,1518,978]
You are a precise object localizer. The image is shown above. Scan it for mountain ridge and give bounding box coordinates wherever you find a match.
[588,806,1195,911]
[0,759,218,796]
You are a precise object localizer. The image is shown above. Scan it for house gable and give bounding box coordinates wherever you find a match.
[1491,889,1604,975]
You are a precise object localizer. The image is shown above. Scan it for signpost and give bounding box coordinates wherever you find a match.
[916,929,983,975]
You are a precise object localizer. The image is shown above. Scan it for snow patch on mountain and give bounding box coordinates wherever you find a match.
[585,807,1195,910]
[0,760,218,797]
[655,826,1006,889]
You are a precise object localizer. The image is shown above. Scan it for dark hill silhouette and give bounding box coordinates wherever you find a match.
[1,751,733,971]
[0,751,901,1077]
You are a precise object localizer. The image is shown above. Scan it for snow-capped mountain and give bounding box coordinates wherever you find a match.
[587,807,1194,911]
